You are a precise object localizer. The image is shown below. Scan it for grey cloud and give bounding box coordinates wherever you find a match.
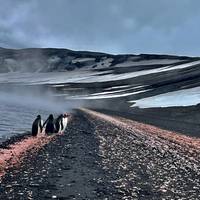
[0,0,200,56]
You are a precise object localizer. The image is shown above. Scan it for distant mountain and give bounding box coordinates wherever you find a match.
[0,47,197,73]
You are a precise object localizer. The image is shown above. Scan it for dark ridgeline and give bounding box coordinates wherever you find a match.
[0,47,196,73]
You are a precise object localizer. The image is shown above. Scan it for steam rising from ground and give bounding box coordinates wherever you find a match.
[0,86,85,113]
[0,91,63,113]
[0,86,86,139]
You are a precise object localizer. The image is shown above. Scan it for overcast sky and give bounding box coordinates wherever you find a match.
[0,0,200,56]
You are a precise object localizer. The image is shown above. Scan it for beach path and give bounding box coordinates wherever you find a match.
[0,109,200,199]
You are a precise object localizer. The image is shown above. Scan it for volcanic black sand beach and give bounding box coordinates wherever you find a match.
[1,109,200,199]
[93,105,200,138]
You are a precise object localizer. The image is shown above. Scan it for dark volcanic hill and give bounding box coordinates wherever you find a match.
[0,47,197,73]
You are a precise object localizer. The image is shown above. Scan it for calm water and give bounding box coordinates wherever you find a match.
[0,101,51,142]
[0,72,79,142]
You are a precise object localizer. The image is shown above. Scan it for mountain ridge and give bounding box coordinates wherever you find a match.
[0,47,199,73]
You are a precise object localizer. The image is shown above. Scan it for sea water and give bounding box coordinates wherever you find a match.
[0,101,50,142]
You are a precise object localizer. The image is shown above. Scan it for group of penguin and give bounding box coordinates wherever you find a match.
[32,113,69,136]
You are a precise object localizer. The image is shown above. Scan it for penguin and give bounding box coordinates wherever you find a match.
[62,113,69,132]
[32,115,43,137]
[43,114,55,135]
[55,114,64,133]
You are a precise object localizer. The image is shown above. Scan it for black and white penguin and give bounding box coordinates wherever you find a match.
[62,113,69,132]
[55,114,64,133]
[32,115,43,137]
[43,114,55,135]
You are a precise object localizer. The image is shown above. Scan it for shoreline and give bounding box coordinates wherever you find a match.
[0,132,31,149]
[0,128,62,179]
[0,110,119,199]
[1,110,200,199]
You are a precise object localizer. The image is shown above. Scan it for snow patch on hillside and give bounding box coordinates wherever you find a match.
[114,59,184,67]
[130,86,200,108]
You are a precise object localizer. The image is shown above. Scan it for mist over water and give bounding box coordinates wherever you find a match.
[0,82,85,142]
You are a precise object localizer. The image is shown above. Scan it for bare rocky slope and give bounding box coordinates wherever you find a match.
[0,47,196,73]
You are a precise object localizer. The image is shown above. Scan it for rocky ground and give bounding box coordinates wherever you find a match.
[93,105,200,138]
[1,109,200,199]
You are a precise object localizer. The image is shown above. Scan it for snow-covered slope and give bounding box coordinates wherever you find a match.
[0,47,200,109]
